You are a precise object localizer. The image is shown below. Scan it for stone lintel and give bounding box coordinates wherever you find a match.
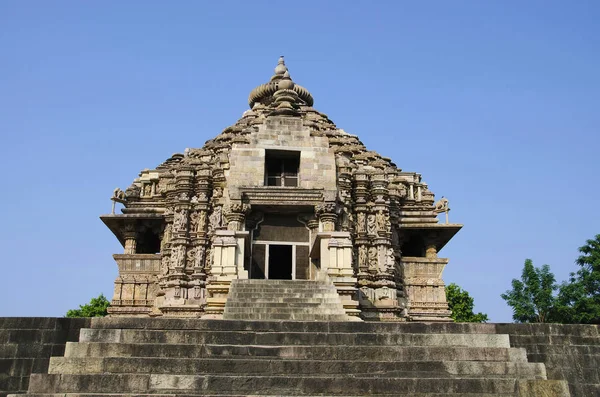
[240,186,324,206]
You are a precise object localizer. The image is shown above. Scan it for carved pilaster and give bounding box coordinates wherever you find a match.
[224,203,250,231]
[315,202,337,232]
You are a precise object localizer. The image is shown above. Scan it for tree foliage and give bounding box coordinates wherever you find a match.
[556,235,600,324]
[446,283,489,323]
[66,294,110,318]
[501,259,557,323]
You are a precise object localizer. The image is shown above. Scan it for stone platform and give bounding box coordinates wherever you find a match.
[2,318,597,396]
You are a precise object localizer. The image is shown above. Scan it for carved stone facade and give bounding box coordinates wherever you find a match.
[101,57,462,321]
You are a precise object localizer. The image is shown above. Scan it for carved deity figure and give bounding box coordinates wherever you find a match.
[198,210,207,233]
[173,209,187,232]
[358,245,368,270]
[367,214,377,235]
[376,211,386,232]
[160,255,170,275]
[357,212,366,234]
[385,247,395,273]
[170,245,186,269]
[194,246,206,268]
[209,206,222,231]
[368,246,378,271]
[340,206,353,232]
[160,224,172,251]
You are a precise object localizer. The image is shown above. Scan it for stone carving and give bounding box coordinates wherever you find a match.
[124,183,140,199]
[111,188,126,214]
[315,202,336,215]
[368,246,378,271]
[358,245,368,270]
[434,196,449,212]
[170,245,186,269]
[194,246,205,268]
[376,211,386,233]
[434,196,450,224]
[212,187,223,199]
[160,224,172,251]
[173,209,187,232]
[198,210,207,233]
[385,247,395,272]
[112,188,125,200]
[356,212,366,234]
[367,214,376,235]
[209,206,222,231]
[160,255,170,275]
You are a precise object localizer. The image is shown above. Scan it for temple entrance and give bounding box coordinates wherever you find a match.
[248,213,311,280]
[268,245,292,280]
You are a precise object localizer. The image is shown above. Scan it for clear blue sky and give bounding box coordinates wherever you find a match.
[1,1,598,322]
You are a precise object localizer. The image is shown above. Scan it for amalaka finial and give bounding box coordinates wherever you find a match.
[274,56,287,75]
[278,70,295,90]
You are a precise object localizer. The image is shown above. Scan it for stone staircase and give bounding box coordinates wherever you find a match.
[10,318,570,396]
[223,279,349,321]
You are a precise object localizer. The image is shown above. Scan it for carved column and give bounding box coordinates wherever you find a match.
[315,202,337,232]
[187,163,211,309]
[123,222,137,254]
[159,166,198,316]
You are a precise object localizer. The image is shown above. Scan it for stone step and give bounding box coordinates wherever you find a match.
[228,291,339,300]
[222,313,348,321]
[25,373,536,394]
[63,342,528,362]
[0,391,520,397]
[87,318,500,334]
[224,302,325,307]
[78,329,511,347]
[223,308,346,315]
[231,280,332,286]
[226,297,343,304]
[227,287,337,293]
[48,357,546,378]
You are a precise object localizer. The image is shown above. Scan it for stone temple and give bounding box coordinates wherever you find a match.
[101,57,461,322]
[1,58,596,397]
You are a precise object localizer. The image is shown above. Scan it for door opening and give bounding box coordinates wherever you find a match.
[268,245,293,280]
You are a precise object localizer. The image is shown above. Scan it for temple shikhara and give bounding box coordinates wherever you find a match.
[102,57,461,321]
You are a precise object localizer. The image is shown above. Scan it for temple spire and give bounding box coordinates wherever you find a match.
[274,56,287,76]
[248,56,314,108]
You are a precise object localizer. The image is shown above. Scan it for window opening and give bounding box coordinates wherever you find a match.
[265,150,300,187]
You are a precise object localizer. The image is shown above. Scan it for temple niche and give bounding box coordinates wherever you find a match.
[101,57,462,321]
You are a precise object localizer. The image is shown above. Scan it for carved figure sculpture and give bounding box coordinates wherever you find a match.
[367,214,377,235]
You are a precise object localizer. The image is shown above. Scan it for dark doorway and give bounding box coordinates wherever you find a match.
[269,245,292,280]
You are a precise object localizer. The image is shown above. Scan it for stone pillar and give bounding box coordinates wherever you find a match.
[224,203,250,232]
[313,231,361,320]
[123,222,137,254]
[204,230,249,318]
[159,166,202,317]
[315,202,337,232]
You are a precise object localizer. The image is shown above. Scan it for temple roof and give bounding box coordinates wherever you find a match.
[248,57,314,108]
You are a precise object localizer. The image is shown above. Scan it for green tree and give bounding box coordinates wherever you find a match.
[556,235,600,324]
[501,259,557,323]
[446,283,489,322]
[66,294,110,318]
